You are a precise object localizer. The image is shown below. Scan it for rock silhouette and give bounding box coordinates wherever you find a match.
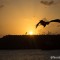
[36,19,60,28]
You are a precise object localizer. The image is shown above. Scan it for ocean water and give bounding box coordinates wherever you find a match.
[0,50,60,60]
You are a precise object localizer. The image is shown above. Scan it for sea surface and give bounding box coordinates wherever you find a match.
[0,50,60,60]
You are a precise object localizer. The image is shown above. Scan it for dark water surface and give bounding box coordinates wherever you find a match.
[0,50,60,60]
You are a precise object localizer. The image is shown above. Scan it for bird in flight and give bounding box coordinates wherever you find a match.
[36,19,60,28]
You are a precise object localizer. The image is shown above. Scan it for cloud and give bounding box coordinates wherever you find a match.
[0,5,4,8]
[40,0,54,6]
[0,0,4,8]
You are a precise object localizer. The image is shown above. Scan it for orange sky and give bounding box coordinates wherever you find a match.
[0,0,60,37]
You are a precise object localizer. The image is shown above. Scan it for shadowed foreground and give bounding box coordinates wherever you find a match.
[0,50,60,60]
[0,35,60,50]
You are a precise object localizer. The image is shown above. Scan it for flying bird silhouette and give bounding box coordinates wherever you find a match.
[36,19,60,28]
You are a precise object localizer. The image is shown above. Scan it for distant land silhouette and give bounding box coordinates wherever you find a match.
[0,35,60,50]
[36,19,60,28]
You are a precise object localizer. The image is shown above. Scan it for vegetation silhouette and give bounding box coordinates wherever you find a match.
[25,32,27,35]
[36,19,60,28]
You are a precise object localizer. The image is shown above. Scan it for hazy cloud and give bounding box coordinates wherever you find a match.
[0,5,4,8]
[0,0,4,8]
[40,0,54,6]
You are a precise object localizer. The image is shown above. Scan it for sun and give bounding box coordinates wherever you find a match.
[29,31,33,35]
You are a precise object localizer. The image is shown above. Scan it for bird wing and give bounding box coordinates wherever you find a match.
[36,22,40,28]
[50,19,60,23]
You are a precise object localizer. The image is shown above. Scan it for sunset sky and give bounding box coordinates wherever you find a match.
[0,0,60,37]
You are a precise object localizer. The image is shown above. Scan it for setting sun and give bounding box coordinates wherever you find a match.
[29,31,33,35]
